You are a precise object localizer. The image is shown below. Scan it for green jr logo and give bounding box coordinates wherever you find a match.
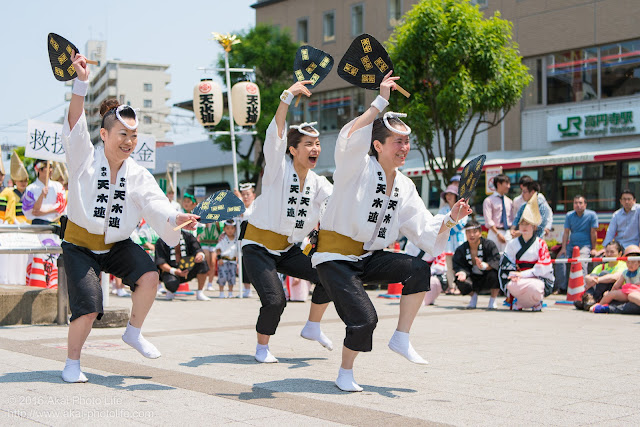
[558,116,581,136]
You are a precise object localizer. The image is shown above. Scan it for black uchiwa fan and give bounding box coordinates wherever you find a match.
[457,154,486,202]
[337,33,410,98]
[292,45,334,106]
[174,190,246,230]
[47,33,98,81]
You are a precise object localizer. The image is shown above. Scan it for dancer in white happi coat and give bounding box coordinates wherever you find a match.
[59,53,199,383]
[499,193,555,311]
[312,72,472,391]
[241,80,334,363]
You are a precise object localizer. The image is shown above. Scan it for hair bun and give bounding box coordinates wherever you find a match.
[99,99,120,117]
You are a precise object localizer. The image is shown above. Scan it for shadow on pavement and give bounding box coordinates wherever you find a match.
[180,354,327,369]
[0,371,174,391]
[219,378,416,399]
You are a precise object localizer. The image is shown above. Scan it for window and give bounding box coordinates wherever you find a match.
[351,4,364,36]
[388,0,402,27]
[304,87,365,131]
[143,99,152,108]
[470,0,488,8]
[297,18,309,44]
[555,162,616,211]
[547,48,598,105]
[323,11,335,43]
[143,115,152,125]
[522,58,543,108]
[143,83,152,92]
[622,161,640,202]
[600,40,640,99]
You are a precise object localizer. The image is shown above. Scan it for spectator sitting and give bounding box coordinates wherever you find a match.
[574,241,625,311]
[599,190,639,254]
[499,194,554,311]
[438,184,467,294]
[591,244,640,313]
[510,180,553,238]
[453,220,501,309]
[155,229,209,301]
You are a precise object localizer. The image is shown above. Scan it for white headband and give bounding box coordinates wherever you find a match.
[383,112,411,136]
[115,105,139,130]
[239,182,255,191]
[290,122,320,137]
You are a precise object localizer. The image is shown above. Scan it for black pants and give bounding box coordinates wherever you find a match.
[608,301,640,315]
[586,282,614,302]
[316,251,430,352]
[242,244,331,336]
[455,270,500,295]
[160,260,209,293]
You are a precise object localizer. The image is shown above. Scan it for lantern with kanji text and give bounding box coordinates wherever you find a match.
[231,81,260,127]
[193,79,223,127]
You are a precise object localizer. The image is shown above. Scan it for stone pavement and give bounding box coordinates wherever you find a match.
[0,289,639,426]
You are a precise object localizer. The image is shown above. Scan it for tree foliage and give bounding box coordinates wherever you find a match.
[387,0,532,183]
[210,24,298,184]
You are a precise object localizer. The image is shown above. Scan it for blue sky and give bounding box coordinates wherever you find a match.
[0,0,256,146]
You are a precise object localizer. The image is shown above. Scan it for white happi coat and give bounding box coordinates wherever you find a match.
[242,118,333,254]
[503,236,554,281]
[62,112,180,247]
[312,118,448,266]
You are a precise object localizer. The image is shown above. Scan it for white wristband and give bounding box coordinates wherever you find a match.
[169,268,177,276]
[72,79,89,97]
[371,95,389,112]
[480,262,489,271]
[444,213,458,229]
[280,90,294,105]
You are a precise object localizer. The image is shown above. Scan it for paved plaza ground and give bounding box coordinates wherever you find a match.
[0,289,638,426]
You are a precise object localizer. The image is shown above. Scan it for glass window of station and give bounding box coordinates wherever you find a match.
[524,39,640,108]
[294,87,366,132]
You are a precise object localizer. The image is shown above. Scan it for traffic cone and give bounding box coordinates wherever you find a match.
[566,246,585,301]
[176,282,191,293]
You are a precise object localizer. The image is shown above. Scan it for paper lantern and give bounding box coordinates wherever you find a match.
[231,82,260,126]
[193,79,223,127]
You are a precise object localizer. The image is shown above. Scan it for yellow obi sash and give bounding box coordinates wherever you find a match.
[317,230,367,257]
[64,220,114,251]
[244,223,290,252]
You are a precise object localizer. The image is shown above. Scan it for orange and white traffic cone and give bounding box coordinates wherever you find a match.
[378,242,403,299]
[566,246,585,301]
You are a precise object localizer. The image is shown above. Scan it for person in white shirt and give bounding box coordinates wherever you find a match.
[215,219,238,298]
[59,53,199,383]
[312,72,472,392]
[241,81,334,364]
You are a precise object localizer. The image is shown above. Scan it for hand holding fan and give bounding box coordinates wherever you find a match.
[293,45,334,106]
[173,190,245,230]
[47,33,99,81]
[337,34,410,98]
[457,155,486,202]
[178,256,196,272]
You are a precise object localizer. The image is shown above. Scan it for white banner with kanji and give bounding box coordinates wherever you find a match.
[130,133,156,170]
[26,120,65,162]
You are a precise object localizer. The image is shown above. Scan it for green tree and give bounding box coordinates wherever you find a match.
[210,24,298,184]
[387,0,532,184]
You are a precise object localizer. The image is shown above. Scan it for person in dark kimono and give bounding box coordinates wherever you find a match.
[453,220,501,309]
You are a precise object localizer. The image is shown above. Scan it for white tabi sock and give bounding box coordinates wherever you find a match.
[61,358,88,383]
[335,367,363,392]
[255,344,278,363]
[488,297,497,309]
[122,322,161,359]
[467,293,478,309]
[388,330,429,365]
[300,320,334,351]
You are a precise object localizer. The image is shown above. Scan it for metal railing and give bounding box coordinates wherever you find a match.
[0,224,68,325]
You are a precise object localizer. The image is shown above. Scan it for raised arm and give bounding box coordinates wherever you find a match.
[275,81,312,138]
[68,53,90,131]
[347,71,399,138]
